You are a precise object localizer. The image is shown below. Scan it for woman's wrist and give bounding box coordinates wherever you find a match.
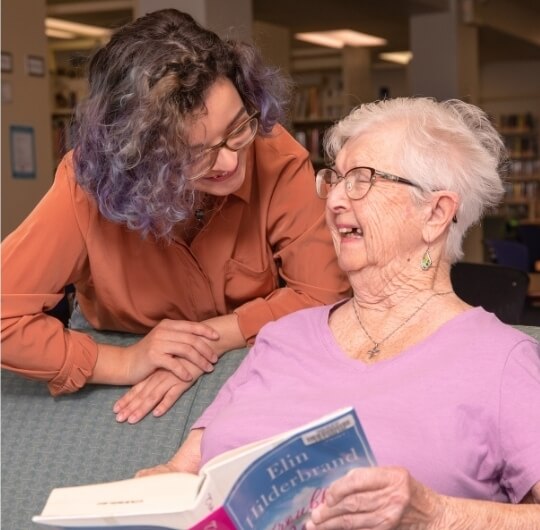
[88,343,133,385]
[203,313,246,358]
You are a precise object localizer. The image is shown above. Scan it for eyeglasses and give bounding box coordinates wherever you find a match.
[185,111,260,181]
[315,166,423,200]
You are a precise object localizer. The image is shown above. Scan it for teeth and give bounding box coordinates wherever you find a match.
[338,227,363,236]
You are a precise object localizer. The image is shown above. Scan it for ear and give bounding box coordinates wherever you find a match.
[422,191,459,243]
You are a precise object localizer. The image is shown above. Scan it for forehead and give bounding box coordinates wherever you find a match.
[187,77,244,145]
[335,125,404,173]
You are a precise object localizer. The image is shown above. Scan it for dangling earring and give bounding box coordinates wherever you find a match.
[421,247,432,271]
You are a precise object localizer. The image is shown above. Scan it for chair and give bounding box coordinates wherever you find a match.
[516,225,540,272]
[450,262,530,325]
[484,239,530,272]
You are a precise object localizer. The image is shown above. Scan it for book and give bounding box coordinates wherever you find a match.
[33,407,376,530]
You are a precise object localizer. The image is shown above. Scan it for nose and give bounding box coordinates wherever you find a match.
[326,178,350,213]
[212,146,238,173]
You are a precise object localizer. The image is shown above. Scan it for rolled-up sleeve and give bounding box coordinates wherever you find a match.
[1,155,99,394]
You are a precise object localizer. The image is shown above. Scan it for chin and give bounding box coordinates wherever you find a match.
[337,253,367,274]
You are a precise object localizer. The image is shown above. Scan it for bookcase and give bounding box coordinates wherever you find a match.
[496,112,540,224]
[290,59,344,170]
[50,69,87,166]
[288,47,408,171]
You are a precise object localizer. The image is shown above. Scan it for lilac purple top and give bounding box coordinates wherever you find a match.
[193,304,540,503]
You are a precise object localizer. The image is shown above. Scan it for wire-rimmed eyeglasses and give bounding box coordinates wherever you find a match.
[315,166,423,200]
[185,111,260,181]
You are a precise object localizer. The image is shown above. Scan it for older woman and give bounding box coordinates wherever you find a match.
[1,9,348,423]
[140,98,540,528]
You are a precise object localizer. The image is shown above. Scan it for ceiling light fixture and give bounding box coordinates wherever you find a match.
[295,30,387,49]
[45,28,77,40]
[379,51,413,65]
[45,17,112,39]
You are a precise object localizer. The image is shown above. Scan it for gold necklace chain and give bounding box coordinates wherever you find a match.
[352,291,453,358]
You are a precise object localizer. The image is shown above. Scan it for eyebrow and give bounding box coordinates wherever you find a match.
[190,107,249,150]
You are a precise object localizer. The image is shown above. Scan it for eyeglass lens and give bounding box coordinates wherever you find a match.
[186,116,258,180]
[316,167,374,199]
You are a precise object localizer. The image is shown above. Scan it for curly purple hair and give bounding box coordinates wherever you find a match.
[73,9,290,239]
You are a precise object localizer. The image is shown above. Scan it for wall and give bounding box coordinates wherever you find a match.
[480,60,540,115]
[253,20,291,74]
[1,0,54,239]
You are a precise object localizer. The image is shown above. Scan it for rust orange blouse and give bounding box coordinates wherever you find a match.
[1,125,349,395]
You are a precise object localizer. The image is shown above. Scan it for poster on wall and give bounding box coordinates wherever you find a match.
[10,125,36,178]
[1,51,13,73]
[26,55,45,77]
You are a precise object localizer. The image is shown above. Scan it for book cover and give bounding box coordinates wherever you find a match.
[33,407,376,530]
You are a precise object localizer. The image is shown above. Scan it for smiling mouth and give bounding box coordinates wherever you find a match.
[338,227,363,238]
[203,165,238,182]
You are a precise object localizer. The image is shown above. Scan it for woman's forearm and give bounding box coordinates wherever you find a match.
[433,494,540,529]
[202,313,246,357]
[168,429,203,474]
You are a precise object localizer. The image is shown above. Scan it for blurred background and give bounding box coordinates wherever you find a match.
[2,0,540,322]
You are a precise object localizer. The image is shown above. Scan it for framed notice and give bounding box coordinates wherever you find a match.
[26,54,45,77]
[2,80,13,103]
[10,125,36,178]
[2,51,13,73]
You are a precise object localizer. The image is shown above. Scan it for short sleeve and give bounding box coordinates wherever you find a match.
[499,338,540,502]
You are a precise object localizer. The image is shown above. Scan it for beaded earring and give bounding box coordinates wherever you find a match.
[421,247,432,271]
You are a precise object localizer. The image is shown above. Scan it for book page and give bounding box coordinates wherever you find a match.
[36,473,202,518]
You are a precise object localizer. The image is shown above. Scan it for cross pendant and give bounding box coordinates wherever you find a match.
[367,344,380,358]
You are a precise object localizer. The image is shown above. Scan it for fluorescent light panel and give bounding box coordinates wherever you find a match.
[379,51,413,65]
[295,29,387,49]
[46,28,77,39]
[45,17,112,38]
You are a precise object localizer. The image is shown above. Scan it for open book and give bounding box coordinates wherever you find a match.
[33,407,376,530]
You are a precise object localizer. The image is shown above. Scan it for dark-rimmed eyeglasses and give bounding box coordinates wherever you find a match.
[315,166,423,200]
[185,111,260,181]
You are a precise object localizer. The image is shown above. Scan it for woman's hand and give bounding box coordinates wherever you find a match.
[306,466,441,530]
[122,319,220,383]
[89,319,220,387]
[113,368,195,423]
[136,429,203,477]
[111,313,247,423]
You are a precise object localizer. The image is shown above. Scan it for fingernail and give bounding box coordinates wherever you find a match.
[305,522,315,530]
[113,404,119,413]
[128,415,139,424]
[206,364,214,372]
[116,414,125,423]
[153,408,163,417]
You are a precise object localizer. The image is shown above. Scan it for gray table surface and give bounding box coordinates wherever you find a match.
[1,329,248,530]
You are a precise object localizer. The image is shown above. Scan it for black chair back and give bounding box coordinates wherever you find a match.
[451,262,530,325]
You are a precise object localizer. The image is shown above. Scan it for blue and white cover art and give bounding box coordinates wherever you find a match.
[223,408,376,530]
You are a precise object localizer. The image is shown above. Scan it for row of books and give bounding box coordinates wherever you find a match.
[503,135,538,160]
[52,115,75,166]
[497,112,536,132]
[293,83,343,122]
[504,181,538,201]
[293,127,327,164]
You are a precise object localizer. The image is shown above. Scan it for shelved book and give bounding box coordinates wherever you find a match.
[33,407,376,530]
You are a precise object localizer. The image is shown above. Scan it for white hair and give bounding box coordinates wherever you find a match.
[323,97,507,263]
